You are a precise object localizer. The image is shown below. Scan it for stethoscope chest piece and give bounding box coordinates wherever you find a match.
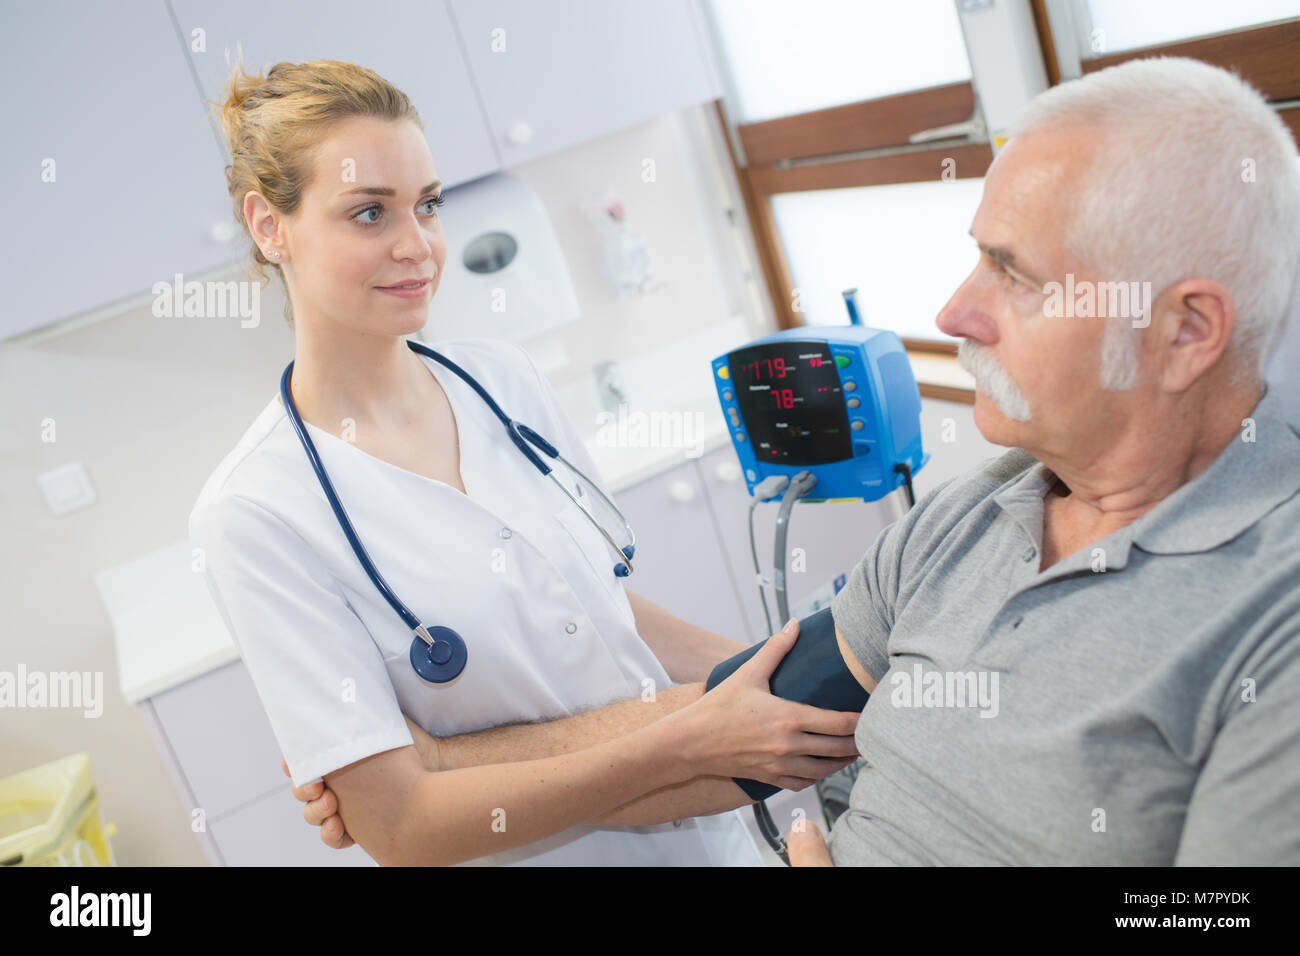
[410,626,468,683]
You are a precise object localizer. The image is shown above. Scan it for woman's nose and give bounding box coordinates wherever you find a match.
[393,214,437,263]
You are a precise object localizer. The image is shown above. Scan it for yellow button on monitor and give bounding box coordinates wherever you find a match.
[716,365,730,380]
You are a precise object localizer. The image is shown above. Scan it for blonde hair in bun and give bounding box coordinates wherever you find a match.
[208,45,422,326]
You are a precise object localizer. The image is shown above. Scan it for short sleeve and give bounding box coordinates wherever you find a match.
[830,472,967,682]
[1174,628,1300,865]
[830,519,903,682]
[189,494,413,787]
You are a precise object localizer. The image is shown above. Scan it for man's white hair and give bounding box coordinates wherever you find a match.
[1008,56,1300,389]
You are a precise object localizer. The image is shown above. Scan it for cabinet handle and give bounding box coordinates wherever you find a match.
[668,480,696,503]
[506,121,533,145]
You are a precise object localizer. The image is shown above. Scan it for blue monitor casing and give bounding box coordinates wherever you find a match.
[712,326,928,502]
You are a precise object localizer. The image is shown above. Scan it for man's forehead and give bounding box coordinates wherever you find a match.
[971,133,1086,263]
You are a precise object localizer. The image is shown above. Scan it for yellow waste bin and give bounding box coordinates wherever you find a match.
[0,752,117,867]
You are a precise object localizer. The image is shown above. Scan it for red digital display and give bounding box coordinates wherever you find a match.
[726,341,852,466]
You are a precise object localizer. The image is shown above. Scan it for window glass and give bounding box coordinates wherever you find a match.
[1084,0,1300,55]
[770,178,985,342]
[707,0,972,123]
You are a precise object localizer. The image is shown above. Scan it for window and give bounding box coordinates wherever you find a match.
[707,0,972,122]
[1082,0,1300,56]
[704,0,991,381]
[770,178,983,341]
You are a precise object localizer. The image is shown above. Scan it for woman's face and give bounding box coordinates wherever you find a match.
[275,116,448,338]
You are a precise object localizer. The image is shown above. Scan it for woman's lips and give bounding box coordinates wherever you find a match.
[376,278,430,299]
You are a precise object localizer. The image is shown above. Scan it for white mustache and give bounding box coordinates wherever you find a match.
[957,340,1032,422]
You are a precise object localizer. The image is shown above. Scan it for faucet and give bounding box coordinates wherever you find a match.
[594,360,628,414]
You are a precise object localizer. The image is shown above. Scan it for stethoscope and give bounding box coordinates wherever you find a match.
[278,338,637,685]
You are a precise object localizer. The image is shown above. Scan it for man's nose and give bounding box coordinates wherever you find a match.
[935,272,999,345]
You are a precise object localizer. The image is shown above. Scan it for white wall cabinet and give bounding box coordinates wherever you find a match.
[171,0,502,191]
[2,0,722,341]
[448,0,722,165]
[0,0,236,340]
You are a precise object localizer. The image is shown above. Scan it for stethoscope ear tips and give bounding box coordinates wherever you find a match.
[614,563,630,577]
[621,545,636,560]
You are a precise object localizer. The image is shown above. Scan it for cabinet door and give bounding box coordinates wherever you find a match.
[150,660,287,821]
[0,1,234,339]
[210,787,378,866]
[696,445,897,641]
[614,458,750,644]
[172,0,501,189]
[448,0,721,164]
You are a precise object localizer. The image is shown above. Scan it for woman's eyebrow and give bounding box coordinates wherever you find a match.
[337,180,442,199]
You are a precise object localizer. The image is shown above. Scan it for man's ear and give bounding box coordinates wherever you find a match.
[1157,278,1235,393]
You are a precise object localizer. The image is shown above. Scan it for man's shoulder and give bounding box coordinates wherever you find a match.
[881,447,1037,558]
[918,447,1039,512]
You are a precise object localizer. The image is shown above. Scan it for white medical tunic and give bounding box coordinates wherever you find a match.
[189,337,760,866]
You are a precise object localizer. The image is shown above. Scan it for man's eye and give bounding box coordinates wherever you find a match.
[1001,267,1021,288]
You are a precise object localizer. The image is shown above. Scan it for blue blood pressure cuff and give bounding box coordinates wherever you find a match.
[703,606,869,801]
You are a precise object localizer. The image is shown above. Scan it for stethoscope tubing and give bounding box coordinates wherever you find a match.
[278,338,637,645]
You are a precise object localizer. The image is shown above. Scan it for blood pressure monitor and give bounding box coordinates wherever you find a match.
[713,326,929,502]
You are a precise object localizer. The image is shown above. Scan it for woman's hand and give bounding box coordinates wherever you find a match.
[668,618,863,791]
[283,756,353,850]
[283,714,436,850]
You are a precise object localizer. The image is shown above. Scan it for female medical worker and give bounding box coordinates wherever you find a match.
[188,58,860,867]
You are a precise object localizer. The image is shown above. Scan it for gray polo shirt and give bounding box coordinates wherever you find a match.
[827,384,1300,865]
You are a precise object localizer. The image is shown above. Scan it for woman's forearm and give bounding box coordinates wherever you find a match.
[590,775,756,825]
[411,682,755,827]
[394,711,700,865]
[431,682,706,771]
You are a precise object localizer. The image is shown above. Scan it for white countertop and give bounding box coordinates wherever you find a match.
[97,540,242,704]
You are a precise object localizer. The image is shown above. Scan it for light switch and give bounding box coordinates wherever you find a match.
[38,461,96,515]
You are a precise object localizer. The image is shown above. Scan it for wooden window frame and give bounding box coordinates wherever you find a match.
[1080,18,1300,147]
[712,83,988,403]
[714,14,1300,407]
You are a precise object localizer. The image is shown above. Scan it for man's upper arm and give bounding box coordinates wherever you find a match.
[1174,632,1300,865]
[836,624,879,694]
[830,514,911,686]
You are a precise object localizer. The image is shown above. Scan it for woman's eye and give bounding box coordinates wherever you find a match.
[352,195,444,226]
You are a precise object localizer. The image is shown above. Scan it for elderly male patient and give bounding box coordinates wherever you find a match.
[292,56,1300,865]
[817,55,1300,866]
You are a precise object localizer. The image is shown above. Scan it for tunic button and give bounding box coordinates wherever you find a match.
[500,528,512,539]
[1022,548,1035,561]
[1013,617,1023,629]
[565,622,578,634]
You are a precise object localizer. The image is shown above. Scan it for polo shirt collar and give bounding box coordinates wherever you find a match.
[1128,384,1300,555]
[992,384,1300,563]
